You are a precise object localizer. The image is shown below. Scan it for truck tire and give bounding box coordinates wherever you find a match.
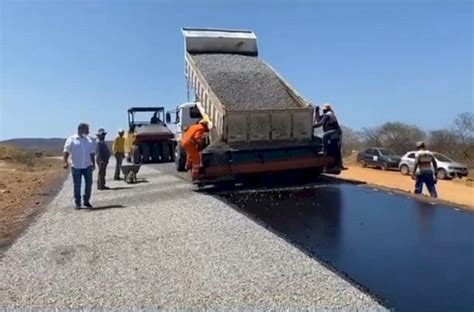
[175,145,186,172]
[151,143,161,163]
[400,165,409,175]
[161,142,170,163]
[142,143,151,163]
[132,145,141,164]
[169,142,176,162]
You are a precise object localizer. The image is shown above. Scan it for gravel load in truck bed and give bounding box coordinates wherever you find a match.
[192,53,300,111]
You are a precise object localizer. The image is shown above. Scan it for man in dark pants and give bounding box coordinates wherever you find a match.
[96,128,111,190]
[112,129,125,180]
[63,123,96,209]
[412,141,438,198]
[313,103,344,172]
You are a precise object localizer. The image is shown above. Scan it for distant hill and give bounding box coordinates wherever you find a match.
[0,138,66,155]
[0,138,113,156]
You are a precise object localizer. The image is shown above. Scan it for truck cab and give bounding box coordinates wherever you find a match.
[166,102,202,171]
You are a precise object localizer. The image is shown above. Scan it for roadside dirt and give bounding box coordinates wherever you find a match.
[337,165,474,210]
[0,156,66,250]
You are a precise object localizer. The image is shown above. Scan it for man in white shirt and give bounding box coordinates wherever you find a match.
[412,141,438,198]
[63,123,96,209]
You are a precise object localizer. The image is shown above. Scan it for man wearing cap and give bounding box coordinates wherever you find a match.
[112,129,126,180]
[314,103,343,171]
[63,123,96,209]
[182,116,210,181]
[96,128,111,190]
[412,141,438,198]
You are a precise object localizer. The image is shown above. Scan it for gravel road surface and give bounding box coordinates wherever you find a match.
[192,53,298,110]
[0,162,385,310]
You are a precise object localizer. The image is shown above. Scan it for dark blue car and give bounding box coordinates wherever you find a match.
[357,147,402,171]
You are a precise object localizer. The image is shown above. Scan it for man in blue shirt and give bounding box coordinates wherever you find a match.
[314,103,343,171]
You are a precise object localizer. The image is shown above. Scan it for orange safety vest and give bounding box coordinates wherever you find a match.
[182,124,208,148]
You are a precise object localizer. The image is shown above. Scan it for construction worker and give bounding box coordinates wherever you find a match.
[112,129,126,180]
[314,103,343,171]
[412,141,438,198]
[182,116,210,180]
[96,128,110,190]
[150,112,159,124]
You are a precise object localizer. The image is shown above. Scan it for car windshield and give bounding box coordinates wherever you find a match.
[379,149,397,156]
[434,153,453,162]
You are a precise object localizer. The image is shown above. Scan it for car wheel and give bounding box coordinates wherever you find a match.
[381,162,388,171]
[360,160,367,168]
[400,165,409,175]
[437,169,447,180]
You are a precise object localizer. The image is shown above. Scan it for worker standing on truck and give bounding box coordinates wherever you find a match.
[112,129,126,180]
[412,141,438,198]
[182,116,210,181]
[96,128,111,190]
[313,103,343,170]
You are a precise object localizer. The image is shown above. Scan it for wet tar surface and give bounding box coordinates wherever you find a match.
[218,183,474,312]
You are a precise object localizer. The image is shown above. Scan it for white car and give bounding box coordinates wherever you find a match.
[399,151,469,180]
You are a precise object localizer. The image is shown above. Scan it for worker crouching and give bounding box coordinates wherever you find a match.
[181,116,210,181]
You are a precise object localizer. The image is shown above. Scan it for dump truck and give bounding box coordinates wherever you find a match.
[125,107,175,164]
[167,28,338,185]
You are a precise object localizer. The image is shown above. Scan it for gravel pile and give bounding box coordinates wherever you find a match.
[192,53,299,111]
[0,162,386,310]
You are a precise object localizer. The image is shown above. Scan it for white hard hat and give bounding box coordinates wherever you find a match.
[118,128,125,133]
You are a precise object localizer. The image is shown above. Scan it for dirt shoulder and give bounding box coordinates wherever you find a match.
[0,155,66,251]
[336,165,473,210]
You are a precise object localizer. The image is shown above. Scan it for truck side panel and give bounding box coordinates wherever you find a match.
[225,108,314,144]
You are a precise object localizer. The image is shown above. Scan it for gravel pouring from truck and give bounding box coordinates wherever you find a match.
[174,28,338,184]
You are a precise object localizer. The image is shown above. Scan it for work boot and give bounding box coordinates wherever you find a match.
[83,202,93,208]
[74,203,81,210]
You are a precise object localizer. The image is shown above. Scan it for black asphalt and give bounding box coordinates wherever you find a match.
[155,163,474,311]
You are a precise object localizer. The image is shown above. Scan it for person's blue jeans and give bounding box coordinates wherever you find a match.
[71,167,93,205]
[415,172,437,198]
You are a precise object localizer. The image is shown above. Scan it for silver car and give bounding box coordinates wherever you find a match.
[399,151,469,179]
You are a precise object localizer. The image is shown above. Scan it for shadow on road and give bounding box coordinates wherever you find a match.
[108,186,133,191]
[202,171,366,194]
[133,179,149,184]
[85,204,126,211]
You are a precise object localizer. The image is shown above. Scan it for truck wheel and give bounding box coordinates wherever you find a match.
[360,160,367,168]
[381,162,388,171]
[151,143,161,163]
[175,145,186,172]
[132,145,141,164]
[437,169,447,180]
[161,142,170,163]
[169,143,176,162]
[400,165,409,175]
[142,144,151,163]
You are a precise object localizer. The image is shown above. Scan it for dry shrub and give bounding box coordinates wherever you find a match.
[0,145,39,167]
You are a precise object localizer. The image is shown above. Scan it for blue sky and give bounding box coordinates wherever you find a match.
[0,0,472,140]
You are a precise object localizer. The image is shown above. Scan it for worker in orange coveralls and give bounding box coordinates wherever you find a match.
[182,116,210,180]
